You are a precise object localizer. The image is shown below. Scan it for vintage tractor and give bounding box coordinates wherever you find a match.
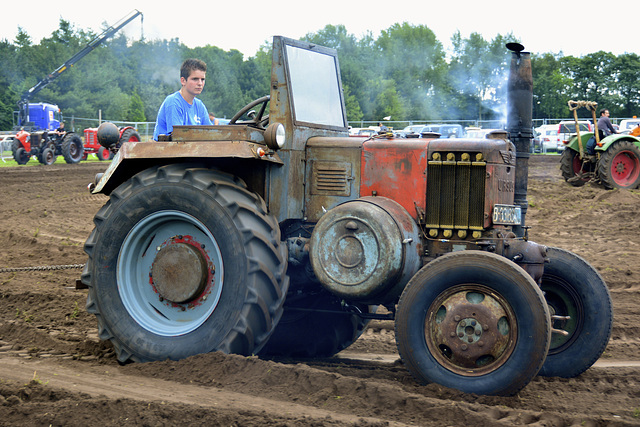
[83,125,141,160]
[82,38,612,396]
[12,128,84,165]
[560,100,640,189]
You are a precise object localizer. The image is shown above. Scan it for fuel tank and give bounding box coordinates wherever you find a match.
[309,196,422,304]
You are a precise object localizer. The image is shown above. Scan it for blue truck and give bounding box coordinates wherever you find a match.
[8,10,142,165]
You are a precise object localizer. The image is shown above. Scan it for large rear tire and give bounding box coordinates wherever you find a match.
[120,128,141,144]
[82,164,289,363]
[395,251,550,396]
[61,133,84,164]
[538,247,613,378]
[597,140,640,189]
[560,148,593,186]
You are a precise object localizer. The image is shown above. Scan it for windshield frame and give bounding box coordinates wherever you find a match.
[282,39,348,131]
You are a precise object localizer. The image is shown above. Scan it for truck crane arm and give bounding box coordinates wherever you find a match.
[18,9,143,127]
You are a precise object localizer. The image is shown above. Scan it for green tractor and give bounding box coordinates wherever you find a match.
[560,100,640,189]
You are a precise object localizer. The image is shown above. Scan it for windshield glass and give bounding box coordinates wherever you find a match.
[286,45,345,128]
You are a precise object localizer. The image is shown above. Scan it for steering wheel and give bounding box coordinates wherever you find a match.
[229,95,270,129]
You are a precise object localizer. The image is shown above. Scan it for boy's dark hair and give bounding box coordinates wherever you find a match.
[180,58,207,80]
[600,108,608,116]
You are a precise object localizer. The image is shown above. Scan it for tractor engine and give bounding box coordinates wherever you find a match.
[307,130,547,306]
[309,196,421,304]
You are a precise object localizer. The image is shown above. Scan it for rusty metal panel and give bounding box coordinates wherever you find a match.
[305,137,362,222]
[267,149,305,222]
[484,163,517,217]
[171,125,265,143]
[118,140,282,164]
[360,138,429,222]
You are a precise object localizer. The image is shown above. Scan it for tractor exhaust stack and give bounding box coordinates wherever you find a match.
[506,42,533,238]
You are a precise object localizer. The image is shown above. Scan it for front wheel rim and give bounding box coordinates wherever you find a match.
[118,210,224,336]
[426,284,517,376]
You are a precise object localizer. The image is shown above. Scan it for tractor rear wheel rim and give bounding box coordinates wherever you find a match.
[117,210,224,336]
[611,150,640,186]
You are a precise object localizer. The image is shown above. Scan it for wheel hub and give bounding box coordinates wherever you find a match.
[151,242,208,303]
[427,288,515,375]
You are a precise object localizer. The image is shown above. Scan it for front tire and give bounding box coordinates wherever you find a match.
[12,139,29,165]
[538,247,613,378]
[395,251,551,396]
[598,140,640,189]
[96,146,112,161]
[82,164,288,363]
[40,147,56,165]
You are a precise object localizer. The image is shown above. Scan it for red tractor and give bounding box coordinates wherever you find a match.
[83,125,141,160]
[83,38,612,396]
[12,128,84,165]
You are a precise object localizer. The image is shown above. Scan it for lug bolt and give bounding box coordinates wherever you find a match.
[461,344,468,351]
[458,332,464,338]
[454,315,461,322]
[471,320,476,326]
[450,332,456,337]
[460,321,466,327]
[483,324,489,331]
[478,341,484,347]
[468,337,473,343]
[475,330,481,336]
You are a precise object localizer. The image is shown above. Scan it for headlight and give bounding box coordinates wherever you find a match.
[264,122,285,150]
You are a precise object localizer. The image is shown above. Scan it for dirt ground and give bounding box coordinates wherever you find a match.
[0,154,639,426]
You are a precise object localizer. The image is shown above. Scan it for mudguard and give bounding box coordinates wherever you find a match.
[565,132,640,153]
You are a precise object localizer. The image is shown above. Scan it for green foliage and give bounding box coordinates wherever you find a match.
[1,20,639,129]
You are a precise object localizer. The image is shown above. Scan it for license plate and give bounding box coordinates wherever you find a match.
[492,204,521,225]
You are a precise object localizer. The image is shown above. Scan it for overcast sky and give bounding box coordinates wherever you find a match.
[2,0,638,58]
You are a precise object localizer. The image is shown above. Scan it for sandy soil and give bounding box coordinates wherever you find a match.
[0,155,639,426]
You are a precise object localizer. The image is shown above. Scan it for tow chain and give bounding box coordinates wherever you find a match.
[0,264,85,273]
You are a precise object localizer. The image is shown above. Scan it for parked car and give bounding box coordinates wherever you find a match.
[421,124,465,138]
[466,128,504,139]
[348,127,379,137]
[557,120,591,144]
[535,125,562,153]
[401,124,465,139]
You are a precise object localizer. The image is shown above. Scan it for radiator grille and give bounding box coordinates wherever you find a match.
[426,153,486,231]
[85,131,96,144]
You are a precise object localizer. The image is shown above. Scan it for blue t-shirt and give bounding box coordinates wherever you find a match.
[153,91,212,140]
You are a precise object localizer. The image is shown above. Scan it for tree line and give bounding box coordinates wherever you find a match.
[1,19,639,132]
